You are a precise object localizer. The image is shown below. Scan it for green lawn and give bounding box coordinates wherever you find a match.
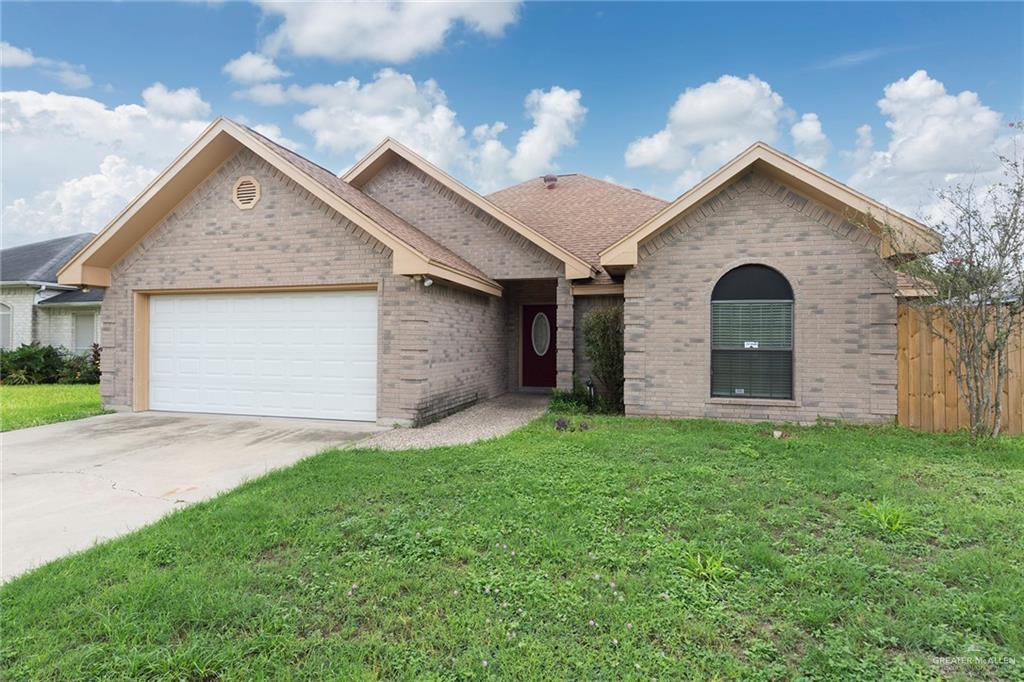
[2,415,1022,680]
[0,383,104,431]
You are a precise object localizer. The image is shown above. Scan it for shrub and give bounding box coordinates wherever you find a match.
[582,304,624,411]
[58,345,101,384]
[4,368,30,385]
[1,344,65,384]
[1,343,101,385]
[550,386,590,413]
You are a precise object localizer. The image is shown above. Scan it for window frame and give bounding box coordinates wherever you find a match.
[530,310,551,357]
[709,265,795,401]
[0,303,12,351]
[72,311,97,355]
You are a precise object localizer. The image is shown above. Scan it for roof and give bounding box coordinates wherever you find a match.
[1,233,95,284]
[37,288,105,305]
[343,137,595,280]
[58,118,501,296]
[600,141,941,268]
[488,174,668,276]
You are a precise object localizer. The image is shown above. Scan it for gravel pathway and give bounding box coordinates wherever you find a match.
[361,393,549,450]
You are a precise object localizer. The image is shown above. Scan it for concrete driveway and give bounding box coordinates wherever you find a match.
[2,411,380,581]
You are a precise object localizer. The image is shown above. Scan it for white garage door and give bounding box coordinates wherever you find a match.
[149,290,377,421]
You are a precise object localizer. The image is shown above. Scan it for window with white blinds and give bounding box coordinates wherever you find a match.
[711,266,794,400]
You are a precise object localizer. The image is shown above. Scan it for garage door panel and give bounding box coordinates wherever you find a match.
[149,290,378,421]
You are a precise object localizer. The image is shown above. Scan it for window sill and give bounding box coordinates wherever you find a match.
[706,397,800,408]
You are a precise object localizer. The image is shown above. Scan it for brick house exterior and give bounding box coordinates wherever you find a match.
[1,234,104,354]
[57,119,936,426]
[623,171,896,423]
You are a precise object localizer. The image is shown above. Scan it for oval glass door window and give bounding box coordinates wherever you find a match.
[531,312,551,356]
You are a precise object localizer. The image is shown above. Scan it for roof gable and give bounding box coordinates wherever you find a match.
[57,119,500,296]
[343,138,594,280]
[600,142,940,269]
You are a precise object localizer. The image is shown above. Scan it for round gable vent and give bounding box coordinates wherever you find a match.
[232,176,260,210]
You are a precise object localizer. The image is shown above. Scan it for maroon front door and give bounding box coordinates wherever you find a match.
[522,304,557,387]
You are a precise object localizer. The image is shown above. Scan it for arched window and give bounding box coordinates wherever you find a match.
[0,303,12,350]
[711,265,793,399]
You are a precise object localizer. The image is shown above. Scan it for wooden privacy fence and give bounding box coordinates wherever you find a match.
[897,305,1024,434]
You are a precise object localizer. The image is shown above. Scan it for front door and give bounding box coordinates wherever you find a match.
[522,304,556,387]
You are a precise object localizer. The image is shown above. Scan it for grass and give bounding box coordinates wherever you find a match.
[2,414,1022,680]
[0,383,104,431]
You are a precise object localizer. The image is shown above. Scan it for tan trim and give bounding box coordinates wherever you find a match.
[599,142,941,268]
[421,260,504,297]
[130,284,383,413]
[344,138,595,280]
[135,282,378,295]
[571,283,624,296]
[57,118,501,297]
[132,292,150,411]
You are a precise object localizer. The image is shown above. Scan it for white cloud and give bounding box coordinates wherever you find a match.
[790,113,829,168]
[289,69,469,171]
[141,82,211,120]
[1,88,210,245]
[273,69,584,192]
[2,156,157,246]
[505,87,587,181]
[624,74,794,191]
[259,1,520,62]
[846,70,1015,219]
[1,42,37,68]
[222,52,289,84]
[0,41,93,89]
[235,82,288,106]
[249,123,302,150]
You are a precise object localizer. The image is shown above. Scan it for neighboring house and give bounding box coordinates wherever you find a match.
[1,234,104,353]
[57,118,938,425]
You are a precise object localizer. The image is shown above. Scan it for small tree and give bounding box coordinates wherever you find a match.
[881,141,1024,440]
[582,304,624,411]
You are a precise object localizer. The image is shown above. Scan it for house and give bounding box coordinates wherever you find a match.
[57,118,938,425]
[1,234,104,353]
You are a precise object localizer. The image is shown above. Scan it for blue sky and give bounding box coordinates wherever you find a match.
[2,1,1021,246]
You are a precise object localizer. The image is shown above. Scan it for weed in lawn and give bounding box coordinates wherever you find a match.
[858,499,913,536]
[730,441,761,459]
[679,549,737,584]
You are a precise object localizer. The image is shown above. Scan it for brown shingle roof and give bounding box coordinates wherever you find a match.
[487,174,669,272]
[242,124,494,284]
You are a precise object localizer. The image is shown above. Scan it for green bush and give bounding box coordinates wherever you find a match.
[58,344,101,384]
[550,386,591,413]
[1,343,101,385]
[1,344,65,384]
[581,303,624,411]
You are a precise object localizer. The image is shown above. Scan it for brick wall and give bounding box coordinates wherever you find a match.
[35,307,100,351]
[0,286,36,348]
[573,294,623,389]
[624,170,896,424]
[362,159,563,280]
[101,147,444,423]
[419,283,506,423]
